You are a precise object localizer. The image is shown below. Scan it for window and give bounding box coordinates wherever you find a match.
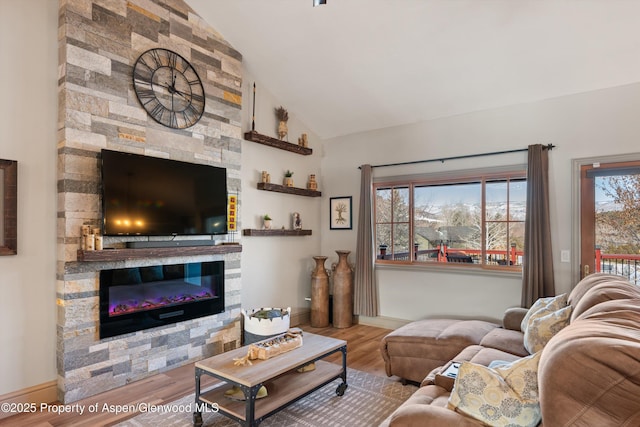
[375,169,526,268]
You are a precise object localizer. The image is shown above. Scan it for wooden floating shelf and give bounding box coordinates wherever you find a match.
[244,130,313,155]
[242,229,312,237]
[257,182,321,197]
[77,244,242,262]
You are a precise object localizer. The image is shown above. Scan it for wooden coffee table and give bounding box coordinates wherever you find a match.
[193,332,347,427]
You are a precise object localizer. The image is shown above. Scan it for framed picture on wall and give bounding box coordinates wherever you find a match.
[330,196,352,230]
[0,159,17,255]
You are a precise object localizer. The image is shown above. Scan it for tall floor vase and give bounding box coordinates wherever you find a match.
[310,256,330,327]
[332,250,354,328]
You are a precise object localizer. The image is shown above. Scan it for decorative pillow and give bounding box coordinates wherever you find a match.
[448,352,542,427]
[520,293,568,332]
[523,305,572,353]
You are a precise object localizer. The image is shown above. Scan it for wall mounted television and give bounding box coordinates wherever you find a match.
[101,149,227,236]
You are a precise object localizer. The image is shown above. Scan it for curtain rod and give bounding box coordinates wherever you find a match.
[361,143,555,169]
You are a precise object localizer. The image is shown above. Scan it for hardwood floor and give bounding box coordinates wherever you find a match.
[0,323,394,426]
[303,323,393,379]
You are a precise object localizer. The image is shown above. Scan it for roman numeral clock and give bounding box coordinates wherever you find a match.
[133,48,205,129]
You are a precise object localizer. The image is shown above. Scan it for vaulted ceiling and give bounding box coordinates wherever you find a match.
[187,0,640,139]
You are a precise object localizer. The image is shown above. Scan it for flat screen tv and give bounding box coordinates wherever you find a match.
[101,149,227,236]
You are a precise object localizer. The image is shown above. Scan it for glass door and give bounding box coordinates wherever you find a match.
[580,160,640,283]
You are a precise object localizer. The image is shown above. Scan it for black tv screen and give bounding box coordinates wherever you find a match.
[101,150,227,236]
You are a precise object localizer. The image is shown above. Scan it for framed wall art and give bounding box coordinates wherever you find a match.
[330,196,352,230]
[0,159,17,255]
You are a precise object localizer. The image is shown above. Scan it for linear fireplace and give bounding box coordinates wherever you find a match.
[99,261,225,338]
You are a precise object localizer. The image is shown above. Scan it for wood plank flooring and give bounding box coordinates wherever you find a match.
[0,323,394,427]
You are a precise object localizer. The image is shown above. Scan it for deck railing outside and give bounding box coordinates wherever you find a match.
[595,247,640,285]
[377,242,523,266]
[378,245,639,284]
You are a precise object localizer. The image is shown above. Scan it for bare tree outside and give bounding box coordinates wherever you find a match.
[376,187,410,257]
[596,174,640,254]
[375,175,525,265]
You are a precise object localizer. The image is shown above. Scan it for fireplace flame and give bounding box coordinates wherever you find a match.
[109,290,214,316]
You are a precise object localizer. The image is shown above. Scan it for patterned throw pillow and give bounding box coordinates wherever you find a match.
[448,352,542,427]
[523,305,572,353]
[520,293,568,332]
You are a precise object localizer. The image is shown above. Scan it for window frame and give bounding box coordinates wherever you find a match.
[374,165,526,271]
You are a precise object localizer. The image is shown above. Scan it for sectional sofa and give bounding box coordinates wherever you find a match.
[379,273,640,426]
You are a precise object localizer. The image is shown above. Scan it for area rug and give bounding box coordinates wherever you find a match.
[116,368,417,427]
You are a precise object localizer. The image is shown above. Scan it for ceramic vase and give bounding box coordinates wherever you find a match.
[278,120,288,140]
[332,250,354,328]
[310,256,330,327]
[307,174,318,190]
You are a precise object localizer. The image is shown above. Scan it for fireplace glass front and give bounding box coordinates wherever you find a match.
[99,261,224,338]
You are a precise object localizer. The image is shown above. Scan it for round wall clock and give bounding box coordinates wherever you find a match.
[132,48,205,129]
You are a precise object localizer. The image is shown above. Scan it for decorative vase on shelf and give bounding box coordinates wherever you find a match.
[310,256,330,327]
[275,106,289,140]
[307,174,318,190]
[284,170,294,187]
[332,250,354,328]
[263,216,272,229]
[278,121,288,140]
[298,133,308,147]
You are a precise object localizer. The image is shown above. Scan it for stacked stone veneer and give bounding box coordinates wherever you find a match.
[57,0,243,403]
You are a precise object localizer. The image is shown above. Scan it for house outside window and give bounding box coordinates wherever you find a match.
[374,168,526,269]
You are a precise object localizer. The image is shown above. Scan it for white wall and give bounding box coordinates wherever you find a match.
[239,72,324,312]
[320,82,640,323]
[0,0,59,395]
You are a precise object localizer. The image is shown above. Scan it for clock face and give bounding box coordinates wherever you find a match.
[133,48,205,129]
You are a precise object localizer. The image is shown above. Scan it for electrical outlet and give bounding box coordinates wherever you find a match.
[561,250,570,263]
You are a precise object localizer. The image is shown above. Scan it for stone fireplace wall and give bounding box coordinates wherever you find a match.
[57,0,243,403]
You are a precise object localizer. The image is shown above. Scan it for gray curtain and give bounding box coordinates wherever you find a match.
[521,144,555,307]
[354,164,378,316]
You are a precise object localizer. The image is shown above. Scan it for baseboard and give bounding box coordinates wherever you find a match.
[290,307,310,327]
[0,380,58,419]
[356,315,411,330]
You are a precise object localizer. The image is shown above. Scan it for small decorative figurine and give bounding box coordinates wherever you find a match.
[293,212,302,230]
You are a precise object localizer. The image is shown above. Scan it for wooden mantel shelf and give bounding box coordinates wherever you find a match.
[244,131,313,155]
[77,244,242,262]
[242,229,312,237]
[257,182,322,197]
